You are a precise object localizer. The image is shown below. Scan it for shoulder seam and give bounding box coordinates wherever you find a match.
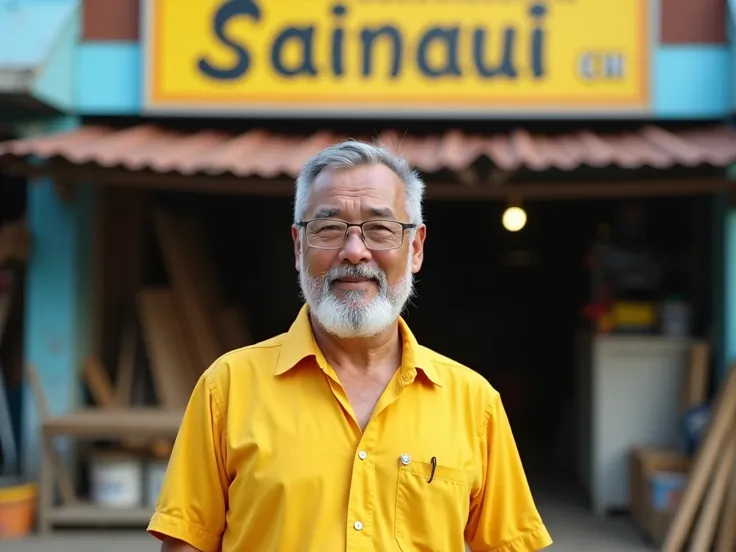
[203,371,226,423]
[477,399,492,442]
[477,390,499,442]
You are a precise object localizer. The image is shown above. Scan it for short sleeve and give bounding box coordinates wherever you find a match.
[147,372,229,552]
[464,391,553,552]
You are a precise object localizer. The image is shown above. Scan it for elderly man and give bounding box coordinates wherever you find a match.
[148,141,552,552]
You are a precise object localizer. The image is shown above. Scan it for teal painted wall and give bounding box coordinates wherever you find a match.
[0,0,79,112]
[31,4,80,111]
[14,116,93,477]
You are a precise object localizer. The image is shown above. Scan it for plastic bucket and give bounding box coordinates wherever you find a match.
[0,481,37,540]
[90,452,143,508]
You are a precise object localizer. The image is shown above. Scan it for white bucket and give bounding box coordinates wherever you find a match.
[144,458,169,508]
[90,452,143,508]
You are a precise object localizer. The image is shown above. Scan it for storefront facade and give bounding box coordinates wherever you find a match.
[2,0,736,482]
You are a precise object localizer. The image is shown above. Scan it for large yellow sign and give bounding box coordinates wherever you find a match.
[142,0,650,114]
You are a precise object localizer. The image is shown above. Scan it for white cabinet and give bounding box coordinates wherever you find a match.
[576,333,691,515]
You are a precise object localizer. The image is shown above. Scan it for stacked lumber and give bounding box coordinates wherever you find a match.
[661,364,736,552]
[82,206,253,455]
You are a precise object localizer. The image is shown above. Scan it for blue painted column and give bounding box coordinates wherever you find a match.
[16,115,93,477]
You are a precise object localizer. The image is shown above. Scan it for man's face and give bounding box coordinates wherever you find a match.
[292,164,426,338]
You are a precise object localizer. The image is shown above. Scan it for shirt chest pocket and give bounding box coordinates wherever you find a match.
[394,458,470,552]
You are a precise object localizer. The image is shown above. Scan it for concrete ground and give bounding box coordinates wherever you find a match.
[2,490,655,551]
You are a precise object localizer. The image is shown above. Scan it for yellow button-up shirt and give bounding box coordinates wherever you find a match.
[147,306,552,552]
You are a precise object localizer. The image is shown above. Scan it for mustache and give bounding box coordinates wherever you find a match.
[326,264,387,286]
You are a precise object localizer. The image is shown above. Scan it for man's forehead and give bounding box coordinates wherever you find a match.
[312,205,397,219]
[305,164,406,216]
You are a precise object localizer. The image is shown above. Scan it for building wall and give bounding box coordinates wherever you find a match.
[76,0,734,118]
[659,0,727,44]
[80,0,729,44]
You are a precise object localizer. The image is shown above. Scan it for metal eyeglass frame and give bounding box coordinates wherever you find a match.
[296,219,417,250]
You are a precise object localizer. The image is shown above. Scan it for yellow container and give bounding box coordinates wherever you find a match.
[0,482,37,540]
[611,301,657,330]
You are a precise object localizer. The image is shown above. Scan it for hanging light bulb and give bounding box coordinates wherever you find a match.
[502,199,527,232]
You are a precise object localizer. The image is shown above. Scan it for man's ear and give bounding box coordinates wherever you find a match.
[410,224,426,274]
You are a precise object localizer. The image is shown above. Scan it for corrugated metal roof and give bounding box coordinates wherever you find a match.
[1,124,736,177]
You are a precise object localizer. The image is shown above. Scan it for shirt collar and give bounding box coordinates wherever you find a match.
[274,304,442,387]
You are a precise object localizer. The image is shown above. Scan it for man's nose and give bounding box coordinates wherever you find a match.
[339,228,371,264]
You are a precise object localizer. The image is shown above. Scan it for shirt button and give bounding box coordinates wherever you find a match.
[358,450,367,460]
[353,520,363,531]
[400,453,411,465]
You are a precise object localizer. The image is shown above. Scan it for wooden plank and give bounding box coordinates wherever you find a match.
[41,408,183,438]
[715,433,736,552]
[98,188,147,391]
[115,315,137,407]
[137,288,197,408]
[82,357,117,408]
[689,422,736,551]
[662,365,736,552]
[154,209,224,370]
[26,364,77,505]
[679,342,710,415]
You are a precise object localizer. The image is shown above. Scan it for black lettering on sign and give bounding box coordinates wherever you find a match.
[331,4,346,76]
[271,27,318,76]
[472,28,517,78]
[196,0,551,83]
[529,3,546,78]
[198,0,260,80]
[417,28,461,78]
[361,26,402,78]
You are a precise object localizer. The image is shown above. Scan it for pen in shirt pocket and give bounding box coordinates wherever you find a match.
[428,456,437,483]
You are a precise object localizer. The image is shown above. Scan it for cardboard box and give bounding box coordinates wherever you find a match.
[630,447,693,545]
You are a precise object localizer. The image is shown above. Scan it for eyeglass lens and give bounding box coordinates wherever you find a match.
[306,220,404,250]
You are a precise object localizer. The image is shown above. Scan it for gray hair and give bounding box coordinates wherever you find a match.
[293,140,425,225]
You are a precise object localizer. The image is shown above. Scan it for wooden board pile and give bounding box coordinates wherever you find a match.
[82,207,253,455]
[661,364,736,552]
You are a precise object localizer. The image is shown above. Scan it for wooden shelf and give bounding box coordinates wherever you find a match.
[37,408,182,533]
[42,408,184,439]
[47,502,153,526]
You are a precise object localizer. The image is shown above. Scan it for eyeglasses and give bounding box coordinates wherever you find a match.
[296,219,417,251]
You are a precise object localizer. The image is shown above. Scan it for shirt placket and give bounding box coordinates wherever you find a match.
[344,422,377,552]
[343,371,413,552]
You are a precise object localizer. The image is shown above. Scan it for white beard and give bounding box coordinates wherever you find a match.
[298,249,415,339]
